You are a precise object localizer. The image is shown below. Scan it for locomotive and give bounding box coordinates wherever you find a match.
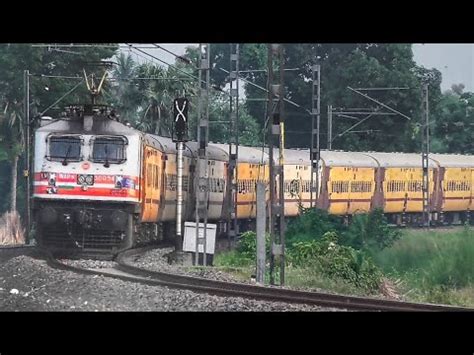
[33,105,474,255]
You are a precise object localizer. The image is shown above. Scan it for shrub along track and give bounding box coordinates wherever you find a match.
[40,246,471,312]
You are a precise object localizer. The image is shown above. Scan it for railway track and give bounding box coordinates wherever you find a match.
[38,246,473,312]
[0,244,35,249]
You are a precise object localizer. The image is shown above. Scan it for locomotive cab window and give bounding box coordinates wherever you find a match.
[91,136,128,166]
[47,135,82,164]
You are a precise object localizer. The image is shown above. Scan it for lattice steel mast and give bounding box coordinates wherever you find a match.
[226,44,239,248]
[195,44,211,265]
[267,44,286,285]
[421,83,430,227]
[310,65,321,208]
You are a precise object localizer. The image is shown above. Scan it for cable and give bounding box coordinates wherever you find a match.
[152,44,192,64]
[126,44,234,101]
[39,80,85,117]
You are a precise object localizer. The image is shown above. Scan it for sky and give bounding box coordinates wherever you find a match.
[129,44,474,93]
[412,43,474,92]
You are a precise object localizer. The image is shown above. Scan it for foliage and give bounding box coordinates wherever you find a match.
[0,43,117,214]
[287,232,383,293]
[286,208,399,252]
[106,52,262,145]
[432,90,474,154]
[342,208,401,251]
[285,208,346,247]
[219,229,383,293]
[235,231,270,260]
[105,52,142,124]
[205,43,444,153]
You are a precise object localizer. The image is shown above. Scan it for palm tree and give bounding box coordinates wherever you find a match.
[106,52,142,124]
[135,63,197,136]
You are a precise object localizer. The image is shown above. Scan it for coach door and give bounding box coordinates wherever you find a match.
[142,146,160,222]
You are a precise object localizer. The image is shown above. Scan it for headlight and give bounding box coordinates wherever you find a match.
[85,175,94,185]
[78,174,94,185]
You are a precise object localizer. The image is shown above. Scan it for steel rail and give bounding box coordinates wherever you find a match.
[0,244,35,249]
[39,247,473,312]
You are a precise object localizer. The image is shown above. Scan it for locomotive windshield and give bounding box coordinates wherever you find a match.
[92,136,127,166]
[48,136,82,163]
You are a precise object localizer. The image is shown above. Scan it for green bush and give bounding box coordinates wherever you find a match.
[287,232,383,293]
[343,208,401,251]
[285,208,346,247]
[236,231,270,259]
[286,208,400,253]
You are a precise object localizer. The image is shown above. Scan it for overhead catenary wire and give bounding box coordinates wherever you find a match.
[126,44,235,100]
[38,43,312,117]
[151,44,192,64]
[39,79,85,117]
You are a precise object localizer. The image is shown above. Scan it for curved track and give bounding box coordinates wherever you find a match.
[37,246,472,312]
[0,244,35,249]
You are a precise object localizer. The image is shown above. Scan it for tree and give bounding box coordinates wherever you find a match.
[133,62,197,136]
[0,43,118,215]
[433,90,474,154]
[203,43,443,153]
[186,92,262,145]
[105,52,142,124]
[123,51,262,145]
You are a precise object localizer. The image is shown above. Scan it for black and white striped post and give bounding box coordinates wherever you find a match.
[173,97,189,253]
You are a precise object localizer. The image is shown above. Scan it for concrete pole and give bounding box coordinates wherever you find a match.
[256,182,266,285]
[24,70,30,245]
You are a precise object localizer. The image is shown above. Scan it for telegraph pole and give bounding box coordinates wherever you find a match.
[310,64,321,208]
[421,83,430,228]
[195,44,211,266]
[267,44,285,286]
[23,70,30,245]
[226,44,239,249]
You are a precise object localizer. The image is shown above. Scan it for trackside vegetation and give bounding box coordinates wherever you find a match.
[214,208,474,306]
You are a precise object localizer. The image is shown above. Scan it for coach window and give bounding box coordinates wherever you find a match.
[47,135,83,164]
[91,136,128,166]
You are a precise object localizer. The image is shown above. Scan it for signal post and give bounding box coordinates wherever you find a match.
[171,97,190,264]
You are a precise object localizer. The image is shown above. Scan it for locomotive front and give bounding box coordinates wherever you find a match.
[33,106,142,255]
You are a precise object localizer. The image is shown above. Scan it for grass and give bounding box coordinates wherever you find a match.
[373,226,474,286]
[214,223,474,308]
[283,266,368,296]
[371,225,474,306]
[214,250,370,296]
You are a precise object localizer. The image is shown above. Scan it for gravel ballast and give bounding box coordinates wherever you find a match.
[0,252,340,311]
[130,247,245,283]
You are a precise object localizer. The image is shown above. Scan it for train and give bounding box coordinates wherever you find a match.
[32,105,474,254]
